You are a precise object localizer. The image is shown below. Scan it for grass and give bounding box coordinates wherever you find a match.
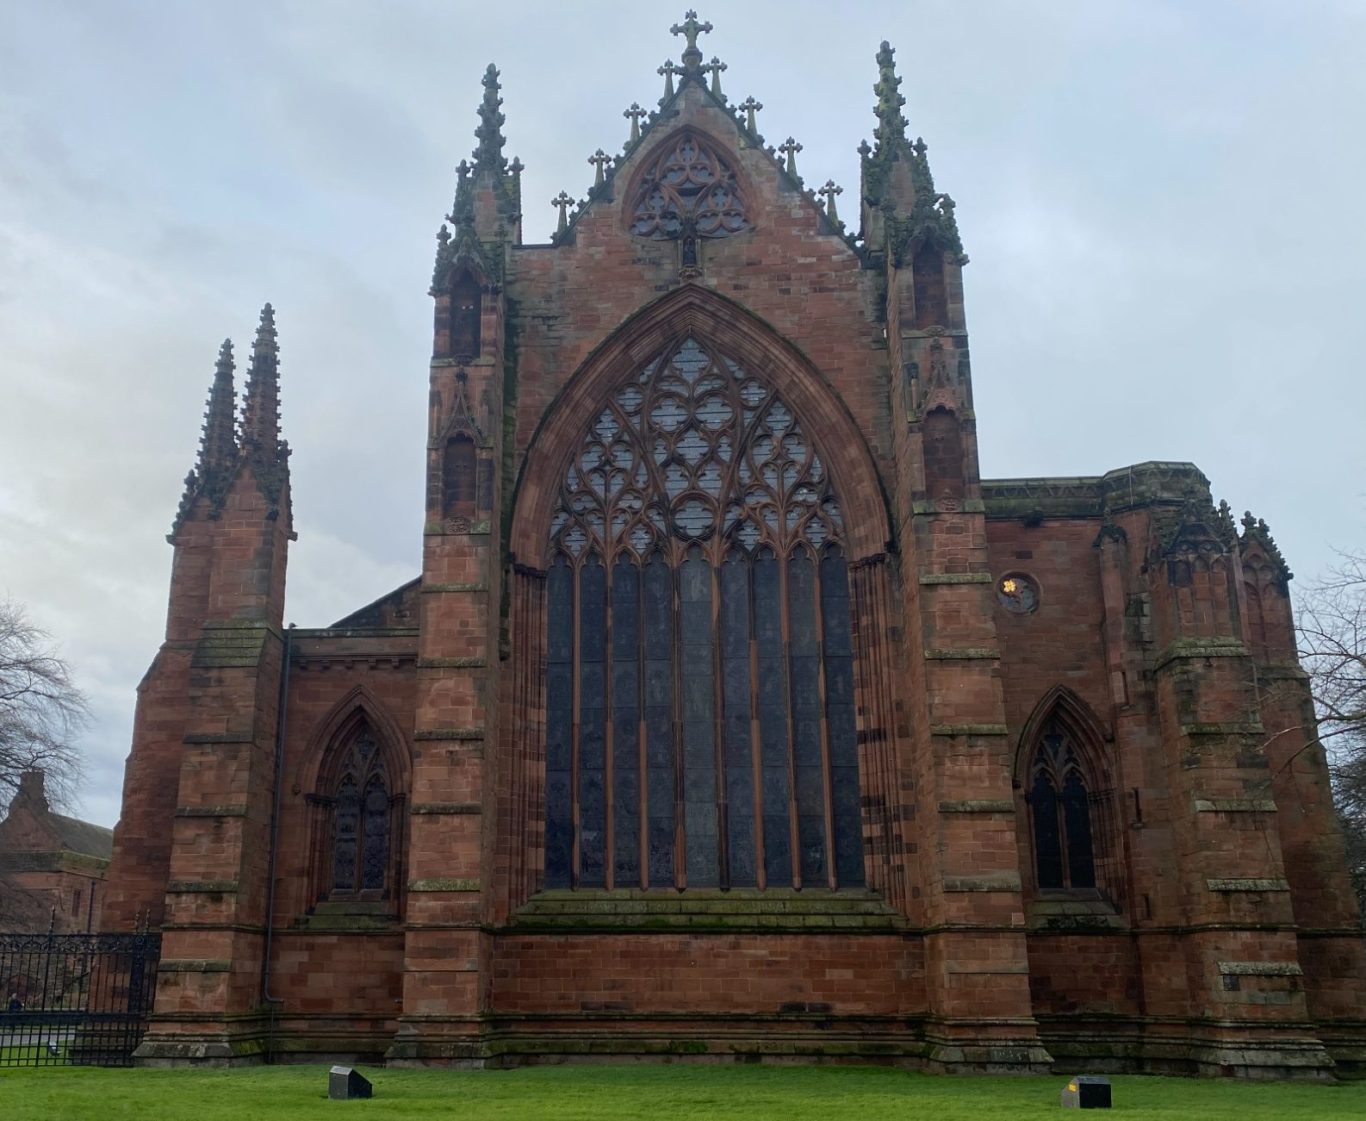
[0,1063,1364,1121]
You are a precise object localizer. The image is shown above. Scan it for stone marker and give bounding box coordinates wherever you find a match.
[329,1066,373,1100]
[1061,1075,1111,1109]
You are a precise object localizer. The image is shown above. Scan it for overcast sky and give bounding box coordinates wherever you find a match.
[2,0,1364,827]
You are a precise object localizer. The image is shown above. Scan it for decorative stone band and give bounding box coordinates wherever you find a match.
[167,880,239,893]
[175,805,248,817]
[416,656,488,668]
[1194,798,1277,813]
[1180,722,1265,737]
[938,800,1014,814]
[408,878,480,892]
[410,802,482,815]
[191,621,272,668]
[413,727,485,741]
[912,499,986,515]
[930,724,1009,737]
[183,733,256,745]
[924,648,1000,660]
[423,519,491,536]
[918,572,994,585]
[1153,638,1248,671]
[1217,961,1304,977]
[420,583,488,593]
[1207,878,1291,892]
[943,873,1022,892]
[158,959,232,973]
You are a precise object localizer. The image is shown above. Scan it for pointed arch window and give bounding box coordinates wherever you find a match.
[630,132,750,240]
[1024,718,1119,898]
[545,336,862,892]
[321,723,395,901]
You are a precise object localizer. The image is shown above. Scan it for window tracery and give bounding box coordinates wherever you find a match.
[324,725,392,899]
[630,133,750,240]
[545,337,862,892]
[1025,719,1111,894]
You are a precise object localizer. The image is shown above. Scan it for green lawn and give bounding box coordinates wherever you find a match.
[1,1064,1364,1121]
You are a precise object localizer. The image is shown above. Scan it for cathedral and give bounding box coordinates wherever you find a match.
[100,15,1366,1075]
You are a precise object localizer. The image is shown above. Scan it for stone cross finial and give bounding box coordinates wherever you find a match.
[552,191,574,235]
[589,149,612,188]
[670,10,713,71]
[703,56,727,97]
[624,102,648,144]
[818,180,843,224]
[658,59,681,100]
[740,96,763,134]
[779,136,803,177]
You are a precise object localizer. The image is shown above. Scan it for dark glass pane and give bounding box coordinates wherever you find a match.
[545,557,574,888]
[361,778,389,892]
[612,558,641,885]
[756,553,792,884]
[642,571,675,882]
[821,550,863,886]
[579,556,607,886]
[1032,773,1064,889]
[680,547,718,886]
[720,553,755,886]
[1062,772,1096,888]
[788,551,827,884]
[332,778,359,893]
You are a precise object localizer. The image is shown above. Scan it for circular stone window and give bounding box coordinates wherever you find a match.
[997,573,1039,615]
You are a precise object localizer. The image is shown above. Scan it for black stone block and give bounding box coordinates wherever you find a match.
[1061,1076,1111,1109]
[328,1066,372,1100]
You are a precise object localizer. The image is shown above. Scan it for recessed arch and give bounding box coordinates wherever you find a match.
[509,285,890,570]
[291,683,411,799]
[1012,685,1112,787]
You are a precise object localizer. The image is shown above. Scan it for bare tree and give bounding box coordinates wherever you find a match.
[1297,552,1366,910]
[0,598,89,812]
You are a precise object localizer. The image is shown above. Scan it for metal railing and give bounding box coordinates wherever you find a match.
[0,931,160,1067]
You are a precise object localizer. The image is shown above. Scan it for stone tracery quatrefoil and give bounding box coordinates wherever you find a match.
[630,132,751,240]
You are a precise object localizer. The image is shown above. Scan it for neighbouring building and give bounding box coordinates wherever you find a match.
[0,771,111,933]
[99,16,1366,1075]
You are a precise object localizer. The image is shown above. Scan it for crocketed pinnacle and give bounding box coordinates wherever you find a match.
[473,63,507,173]
[240,303,281,455]
[873,40,909,153]
[198,339,238,471]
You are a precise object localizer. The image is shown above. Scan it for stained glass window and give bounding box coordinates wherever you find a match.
[630,133,750,240]
[328,726,392,898]
[544,336,862,891]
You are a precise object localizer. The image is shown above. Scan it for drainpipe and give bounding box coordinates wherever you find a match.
[260,623,294,1022]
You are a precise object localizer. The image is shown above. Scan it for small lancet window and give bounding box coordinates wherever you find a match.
[630,132,750,240]
[451,274,482,359]
[912,242,947,328]
[443,434,477,517]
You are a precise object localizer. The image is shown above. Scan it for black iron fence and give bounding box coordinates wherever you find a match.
[0,931,160,1067]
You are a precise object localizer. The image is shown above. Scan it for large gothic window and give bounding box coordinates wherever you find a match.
[630,133,750,240]
[545,337,862,892]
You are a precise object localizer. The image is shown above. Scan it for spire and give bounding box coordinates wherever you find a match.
[198,339,237,472]
[241,303,280,454]
[170,336,243,541]
[472,63,507,173]
[873,40,909,152]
